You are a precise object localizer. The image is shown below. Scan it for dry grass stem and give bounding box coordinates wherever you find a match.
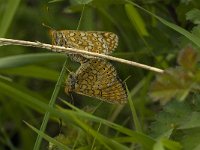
[0,38,164,74]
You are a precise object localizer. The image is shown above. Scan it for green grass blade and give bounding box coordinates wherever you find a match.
[97,8,133,50]
[0,0,21,37]
[162,139,182,150]
[125,0,200,48]
[0,79,129,149]
[0,78,155,149]
[24,122,71,150]
[127,88,142,133]
[125,4,149,36]
[0,78,48,113]
[0,65,59,81]
[33,60,68,150]
[113,136,155,145]
[1,128,17,150]
[60,99,155,150]
[72,116,129,150]
[0,53,65,69]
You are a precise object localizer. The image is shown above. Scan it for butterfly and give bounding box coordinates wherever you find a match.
[49,30,118,63]
[65,58,127,104]
[50,30,118,54]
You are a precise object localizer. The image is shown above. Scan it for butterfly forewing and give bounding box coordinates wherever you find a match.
[49,30,118,62]
[100,32,118,51]
[65,59,127,104]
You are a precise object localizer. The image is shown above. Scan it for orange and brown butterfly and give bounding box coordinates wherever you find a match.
[65,58,127,104]
[49,30,118,63]
[49,30,118,54]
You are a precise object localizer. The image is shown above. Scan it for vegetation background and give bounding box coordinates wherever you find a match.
[1,0,200,149]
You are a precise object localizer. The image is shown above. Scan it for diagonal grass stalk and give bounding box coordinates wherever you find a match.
[33,4,86,149]
[33,59,67,150]
[125,0,200,48]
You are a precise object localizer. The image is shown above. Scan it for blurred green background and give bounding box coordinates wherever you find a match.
[1,0,200,149]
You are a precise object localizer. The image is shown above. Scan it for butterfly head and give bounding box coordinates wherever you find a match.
[49,30,66,46]
[65,72,76,95]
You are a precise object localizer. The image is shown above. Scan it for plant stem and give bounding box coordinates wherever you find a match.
[0,38,164,74]
[33,59,67,150]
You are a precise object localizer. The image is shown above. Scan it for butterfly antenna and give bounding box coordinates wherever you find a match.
[58,118,63,134]
[70,94,74,105]
[123,75,131,83]
[64,65,72,74]
[42,23,56,47]
[63,57,73,74]
[91,101,103,114]
[77,4,85,30]
[42,23,55,30]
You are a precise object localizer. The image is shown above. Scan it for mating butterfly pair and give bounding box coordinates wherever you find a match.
[50,30,127,104]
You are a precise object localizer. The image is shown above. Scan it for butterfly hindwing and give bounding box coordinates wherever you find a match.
[65,59,127,104]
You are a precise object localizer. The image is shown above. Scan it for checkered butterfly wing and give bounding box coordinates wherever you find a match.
[65,59,127,104]
[49,30,118,63]
[50,30,118,54]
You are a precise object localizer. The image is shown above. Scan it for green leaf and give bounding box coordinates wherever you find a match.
[192,25,200,39]
[0,78,48,113]
[153,138,181,150]
[48,0,64,3]
[150,101,192,138]
[150,97,200,150]
[155,13,200,48]
[71,0,93,4]
[179,112,200,129]
[162,139,182,150]
[0,76,155,149]
[177,46,199,70]
[24,122,70,150]
[0,74,12,81]
[149,67,193,104]
[0,0,21,37]
[193,144,200,150]
[126,0,200,48]
[153,139,165,150]
[125,4,149,36]
[50,0,94,5]
[60,99,155,150]
[48,134,74,150]
[0,65,59,81]
[176,128,200,150]
[149,45,200,104]
[33,60,68,150]
[127,87,142,132]
[186,9,200,25]
[64,5,83,14]
[91,0,125,7]
[0,53,65,69]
